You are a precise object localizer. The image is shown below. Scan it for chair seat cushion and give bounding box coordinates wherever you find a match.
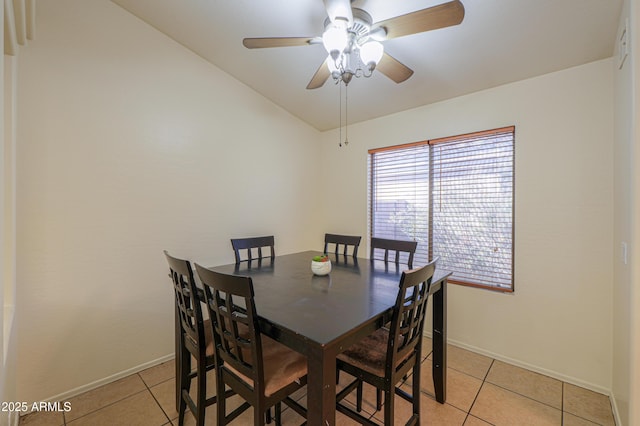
[337,327,390,377]
[225,335,307,397]
[186,319,215,357]
[197,318,250,358]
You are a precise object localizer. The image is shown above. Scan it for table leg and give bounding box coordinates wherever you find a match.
[306,345,337,426]
[432,278,448,403]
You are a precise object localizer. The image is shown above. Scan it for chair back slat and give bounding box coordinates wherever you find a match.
[231,235,275,263]
[370,237,418,268]
[324,233,362,258]
[195,264,265,387]
[164,251,206,353]
[387,259,435,374]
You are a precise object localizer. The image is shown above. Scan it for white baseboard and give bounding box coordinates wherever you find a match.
[22,337,624,425]
[425,332,620,424]
[6,411,19,426]
[35,353,174,408]
[423,331,612,396]
[609,391,622,426]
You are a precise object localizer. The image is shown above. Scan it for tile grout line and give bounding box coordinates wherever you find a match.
[61,388,149,426]
[30,348,614,426]
[561,381,564,425]
[465,358,496,425]
[485,380,565,414]
[559,383,609,425]
[482,360,571,417]
[481,366,609,425]
[137,372,173,425]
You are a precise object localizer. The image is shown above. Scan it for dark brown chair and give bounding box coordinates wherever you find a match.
[336,259,436,426]
[324,233,362,258]
[370,237,418,268]
[164,251,232,426]
[195,264,308,425]
[369,237,419,409]
[231,236,275,263]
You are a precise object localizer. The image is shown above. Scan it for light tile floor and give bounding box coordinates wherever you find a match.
[19,339,616,425]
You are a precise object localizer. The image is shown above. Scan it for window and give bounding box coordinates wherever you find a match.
[368,126,515,292]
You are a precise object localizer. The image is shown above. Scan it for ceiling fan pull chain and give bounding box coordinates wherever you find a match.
[344,82,349,146]
[339,81,343,147]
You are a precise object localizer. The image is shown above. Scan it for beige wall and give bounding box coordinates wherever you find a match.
[15,0,322,402]
[320,59,615,392]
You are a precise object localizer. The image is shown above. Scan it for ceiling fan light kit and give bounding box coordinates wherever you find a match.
[323,19,349,61]
[242,0,465,89]
[321,9,384,86]
[242,0,465,145]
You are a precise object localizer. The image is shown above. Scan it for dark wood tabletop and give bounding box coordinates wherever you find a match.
[208,250,450,425]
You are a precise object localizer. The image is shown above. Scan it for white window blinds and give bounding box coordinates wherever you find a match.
[369,126,515,292]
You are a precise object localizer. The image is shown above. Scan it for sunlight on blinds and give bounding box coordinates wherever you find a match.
[369,127,514,291]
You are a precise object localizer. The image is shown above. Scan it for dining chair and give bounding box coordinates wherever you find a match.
[324,233,362,258]
[195,264,308,425]
[164,251,232,426]
[369,237,419,410]
[230,235,275,263]
[370,237,418,268]
[335,259,436,426]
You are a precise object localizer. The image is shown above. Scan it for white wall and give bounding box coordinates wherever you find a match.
[16,0,322,402]
[2,54,19,426]
[15,0,631,415]
[1,0,7,423]
[320,59,615,392]
[3,0,20,423]
[626,0,640,424]
[613,1,635,424]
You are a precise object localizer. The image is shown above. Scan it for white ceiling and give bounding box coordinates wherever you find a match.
[111,0,623,131]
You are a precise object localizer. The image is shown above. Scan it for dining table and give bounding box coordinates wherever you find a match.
[207,250,450,426]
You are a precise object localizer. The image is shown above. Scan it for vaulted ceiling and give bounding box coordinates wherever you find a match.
[113,1,621,130]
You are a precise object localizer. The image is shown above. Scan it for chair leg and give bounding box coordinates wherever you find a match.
[195,357,206,426]
[178,395,187,426]
[175,307,183,413]
[175,349,182,413]
[274,402,282,426]
[177,345,190,426]
[254,402,266,426]
[216,371,227,426]
[383,389,394,426]
[266,407,272,424]
[412,363,421,421]
[356,381,363,412]
[376,389,383,411]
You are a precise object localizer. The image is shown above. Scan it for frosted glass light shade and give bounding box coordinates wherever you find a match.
[359,41,384,67]
[322,23,348,58]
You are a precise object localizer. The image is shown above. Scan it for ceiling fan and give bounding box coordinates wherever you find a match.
[243,0,465,89]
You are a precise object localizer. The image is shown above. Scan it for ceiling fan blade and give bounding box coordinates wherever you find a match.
[243,37,315,49]
[375,0,465,40]
[377,53,414,83]
[307,57,331,89]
